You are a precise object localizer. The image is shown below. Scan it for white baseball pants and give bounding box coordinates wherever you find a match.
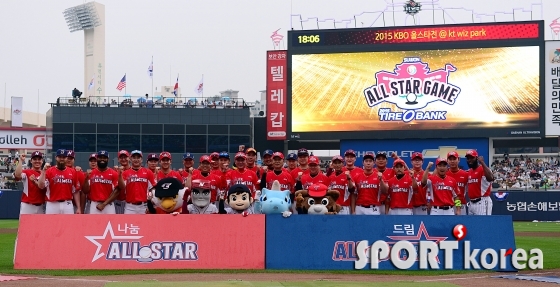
[430,206,455,215]
[45,200,75,214]
[389,208,413,215]
[124,202,147,214]
[89,202,116,214]
[412,206,428,215]
[20,202,45,215]
[338,206,351,215]
[355,205,381,215]
[468,197,493,215]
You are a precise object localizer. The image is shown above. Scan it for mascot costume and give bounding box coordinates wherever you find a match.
[150,177,186,214]
[182,179,218,214]
[254,180,292,217]
[219,184,254,215]
[295,183,341,214]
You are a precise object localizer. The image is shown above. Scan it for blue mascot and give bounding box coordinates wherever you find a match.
[254,180,292,217]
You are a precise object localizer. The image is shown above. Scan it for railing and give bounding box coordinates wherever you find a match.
[50,96,256,109]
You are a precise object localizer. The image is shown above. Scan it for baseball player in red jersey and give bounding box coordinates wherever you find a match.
[446,151,469,215]
[65,150,86,213]
[114,150,131,214]
[179,153,199,179]
[290,148,311,180]
[422,159,460,216]
[385,159,416,215]
[351,152,385,215]
[156,152,183,181]
[82,153,98,214]
[465,150,494,215]
[342,149,363,178]
[375,152,396,215]
[14,151,46,215]
[209,152,220,173]
[329,155,355,215]
[295,155,329,190]
[122,150,156,214]
[146,153,159,175]
[285,153,298,173]
[82,151,124,214]
[187,155,222,204]
[409,152,428,215]
[264,152,294,191]
[245,148,260,175]
[226,152,259,198]
[262,150,274,170]
[38,149,82,214]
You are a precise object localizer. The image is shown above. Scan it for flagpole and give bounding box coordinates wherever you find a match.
[124,73,127,96]
[202,74,204,99]
[3,82,6,122]
[37,89,40,127]
[151,56,154,98]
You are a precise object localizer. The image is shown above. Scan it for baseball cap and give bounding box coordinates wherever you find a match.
[154,177,184,198]
[263,150,274,157]
[31,151,43,159]
[66,150,75,158]
[332,155,343,162]
[447,151,459,159]
[56,149,66,157]
[89,153,97,160]
[219,151,230,159]
[191,179,211,190]
[363,152,375,160]
[344,149,356,157]
[287,153,297,161]
[246,148,257,154]
[210,152,220,160]
[183,152,194,160]
[227,184,251,197]
[308,156,320,165]
[272,152,284,159]
[118,150,130,157]
[147,153,159,161]
[97,150,109,158]
[308,184,328,197]
[393,159,406,167]
[465,150,479,158]
[131,150,143,157]
[235,152,247,160]
[411,152,423,160]
[436,157,448,165]
[297,148,309,156]
[199,155,211,163]
[160,151,171,160]
[375,152,387,158]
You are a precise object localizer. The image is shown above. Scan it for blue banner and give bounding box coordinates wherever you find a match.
[340,138,489,169]
[492,191,560,221]
[266,215,516,271]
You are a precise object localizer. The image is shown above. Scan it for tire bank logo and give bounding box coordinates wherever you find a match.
[363,58,461,123]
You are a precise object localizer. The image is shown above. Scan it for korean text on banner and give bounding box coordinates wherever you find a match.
[11,97,23,128]
[14,214,265,270]
[266,50,287,140]
[545,41,560,136]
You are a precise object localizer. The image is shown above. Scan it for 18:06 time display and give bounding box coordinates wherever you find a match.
[297,35,320,44]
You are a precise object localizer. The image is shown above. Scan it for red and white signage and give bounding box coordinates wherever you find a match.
[266,50,287,140]
[0,128,49,149]
[15,214,265,270]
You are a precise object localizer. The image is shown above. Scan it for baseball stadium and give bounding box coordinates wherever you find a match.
[1,1,560,286]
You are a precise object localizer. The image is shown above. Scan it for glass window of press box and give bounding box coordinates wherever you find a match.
[51,123,251,154]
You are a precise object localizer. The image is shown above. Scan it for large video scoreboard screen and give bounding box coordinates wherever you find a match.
[287,21,544,140]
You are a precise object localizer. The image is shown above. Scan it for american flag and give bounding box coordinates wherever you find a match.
[116,74,126,91]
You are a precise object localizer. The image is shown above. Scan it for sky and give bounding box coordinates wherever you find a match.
[0,0,559,115]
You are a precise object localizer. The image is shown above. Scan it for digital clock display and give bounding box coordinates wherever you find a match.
[294,33,323,45]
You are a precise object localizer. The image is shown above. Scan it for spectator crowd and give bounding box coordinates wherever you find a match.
[491,155,560,190]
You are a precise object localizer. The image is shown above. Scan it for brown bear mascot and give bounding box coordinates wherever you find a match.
[294,183,341,215]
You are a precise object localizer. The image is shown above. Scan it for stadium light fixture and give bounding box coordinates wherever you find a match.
[63,2,101,32]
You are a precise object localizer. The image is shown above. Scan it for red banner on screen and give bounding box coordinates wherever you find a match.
[14,214,265,270]
[266,51,287,140]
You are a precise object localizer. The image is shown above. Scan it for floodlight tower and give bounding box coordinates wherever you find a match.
[63,2,105,102]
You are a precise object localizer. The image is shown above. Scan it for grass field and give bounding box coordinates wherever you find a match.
[104,282,459,287]
[0,220,558,278]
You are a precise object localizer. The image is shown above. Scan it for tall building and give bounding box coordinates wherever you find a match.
[250,90,266,117]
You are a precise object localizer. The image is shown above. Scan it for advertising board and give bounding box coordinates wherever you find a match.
[0,128,49,150]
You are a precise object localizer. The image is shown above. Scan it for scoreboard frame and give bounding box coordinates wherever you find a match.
[286,20,545,141]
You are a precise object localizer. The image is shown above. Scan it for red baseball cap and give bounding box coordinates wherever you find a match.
[308,156,320,165]
[147,153,159,161]
[332,155,343,162]
[192,179,211,190]
[308,184,328,197]
[119,150,130,157]
[272,152,284,159]
[235,152,247,160]
[89,153,97,160]
[363,152,375,160]
[466,150,478,158]
[31,151,44,159]
[199,155,211,163]
[344,149,356,157]
[210,152,220,160]
[393,159,406,167]
[447,151,459,159]
[160,152,171,160]
[436,157,448,165]
[411,152,423,160]
[66,150,75,158]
